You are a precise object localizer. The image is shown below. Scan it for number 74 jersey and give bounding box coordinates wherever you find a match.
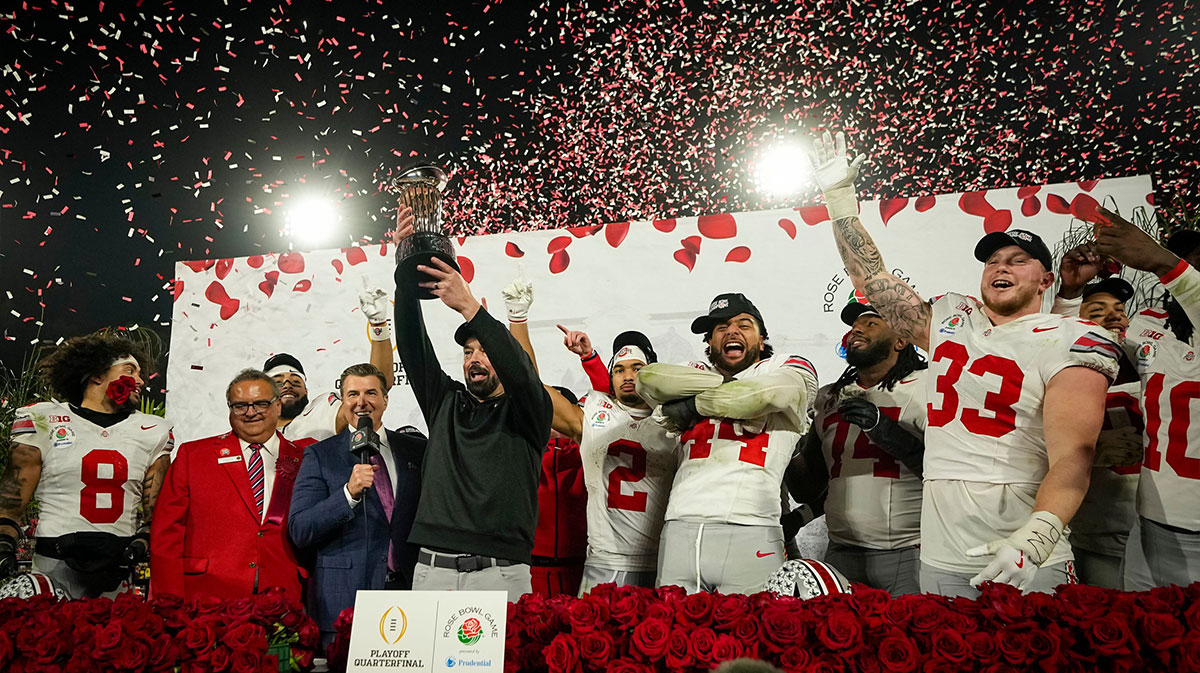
[10,402,174,538]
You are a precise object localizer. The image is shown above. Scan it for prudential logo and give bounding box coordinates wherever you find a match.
[446,658,456,668]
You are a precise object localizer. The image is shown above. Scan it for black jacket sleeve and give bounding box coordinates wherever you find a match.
[393,273,456,422]
[466,307,553,447]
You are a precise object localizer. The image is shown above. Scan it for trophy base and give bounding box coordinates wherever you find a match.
[396,232,460,300]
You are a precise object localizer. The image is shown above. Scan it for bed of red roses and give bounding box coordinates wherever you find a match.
[0,588,319,673]
[326,581,1200,673]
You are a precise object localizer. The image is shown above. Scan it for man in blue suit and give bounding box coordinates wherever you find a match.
[289,363,425,647]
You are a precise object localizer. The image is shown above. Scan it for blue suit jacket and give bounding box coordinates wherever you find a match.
[288,427,424,641]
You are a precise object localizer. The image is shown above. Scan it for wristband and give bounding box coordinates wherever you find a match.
[368,320,391,342]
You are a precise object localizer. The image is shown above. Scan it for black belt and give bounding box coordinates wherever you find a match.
[1145,517,1200,535]
[529,555,585,567]
[418,549,519,573]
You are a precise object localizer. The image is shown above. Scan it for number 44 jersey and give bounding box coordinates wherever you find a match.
[579,391,680,572]
[11,402,174,538]
[921,293,1121,574]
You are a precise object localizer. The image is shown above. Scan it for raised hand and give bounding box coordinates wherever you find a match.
[417,257,481,318]
[501,278,534,323]
[1094,206,1178,277]
[808,130,865,198]
[1058,243,1103,298]
[556,324,594,358]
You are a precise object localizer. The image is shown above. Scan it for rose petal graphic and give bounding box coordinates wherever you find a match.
[258,281,274,298]
[1078,180,1099,192]
[205,281,232,306]
[725,246,751,263]
[605,221,630,248]
[215,258,234,280]
[1071,193,1101,223]
[697,213,736,239]
[1045,194,1072,215]
[219,300,240,321]
[681,235,702,255]
[959,191,996,218]
[653,219,677,232]
[172,279,184,302]
[457,256,475,283]
[548,236,573,253]
[568,225,603,238]
[505,242,525,258]
[278,252,305,274]
[331,259,344,274]
[915,195,936,212]
[984,210,1012,233]
[778,218,797,239]
[293,280,312,293]
[549,250,570,274]
[346,247,368,266]
[879,198,908,226]
[247,255,264,269]
[183,260,215,273]
[1017,186,1041,200]
[796,205,830,225]
[1021,196,1041,217]
[673,248,696,271]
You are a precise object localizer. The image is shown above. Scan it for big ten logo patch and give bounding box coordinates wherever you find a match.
[823,268,914,312]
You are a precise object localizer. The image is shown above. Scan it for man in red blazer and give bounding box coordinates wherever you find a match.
[151,369,306,602]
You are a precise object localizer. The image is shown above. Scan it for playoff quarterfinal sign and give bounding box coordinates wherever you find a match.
[166,176,1154,443]
[347,590,507,672]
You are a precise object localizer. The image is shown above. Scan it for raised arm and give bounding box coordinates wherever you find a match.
[359,283,397,393]
[557,324,610,392]
[502,278,539,373]
[545,385,585,443]
[810,131,932,351]
[1096,205,1200,329]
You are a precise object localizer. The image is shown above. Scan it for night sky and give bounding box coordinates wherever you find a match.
[2,0,1197,392]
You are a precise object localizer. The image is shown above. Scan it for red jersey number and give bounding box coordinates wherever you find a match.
[1143,373,1200,479]
[681,419,769,467]
[927,341,1023,438]
[606,440,648,512]
[79,449,128,524]
[822,407,903,479]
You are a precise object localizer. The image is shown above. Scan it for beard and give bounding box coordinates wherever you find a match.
[466,372,500,399]
[708,341,761,375]
[846,338,893,369]
[983,283,1041,317]
[615,389,642,406]
[280,394,309,420]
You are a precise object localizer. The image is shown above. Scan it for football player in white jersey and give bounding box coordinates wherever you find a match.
[635,293,819,594]
[811,130,1120,597]
[269,285,397,445]
[1051,256,1143,589]
[789,302,928,595]
[1087,211,1200,589]
[2,333,174,597]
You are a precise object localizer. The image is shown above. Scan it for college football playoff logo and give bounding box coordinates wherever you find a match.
[378,606,408,644]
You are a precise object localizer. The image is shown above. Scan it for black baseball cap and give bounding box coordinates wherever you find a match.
[974,229,1053,272]
[840,302,882,327]
[453,322,477,347]
[1167,230,1200,259]
[1081,277,1135,303]
[690,293,768,337]
[263,353,305,376]
[611,331,658,364]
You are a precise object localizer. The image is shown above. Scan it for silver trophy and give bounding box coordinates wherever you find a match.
[387,164,459,300]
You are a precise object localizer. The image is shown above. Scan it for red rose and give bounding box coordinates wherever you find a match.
[545,633,582,673]
[965,632,999,665]
[1054,584,1113,624]
[930,629,970,664]
[809,654,847,673]
[816,609,864,654]
[605,660,652,673]
[1141,584,1187,614]
[225,597,257,622]
[1087,614,1135,657]
[568,596,609,633]
[1140,611,1185,652]
[712,594,750,628]
[644,601,675,623]
[610,593,645,627]
[760,605,807,653]
[94,621,125,654]
[997,630,1031,665]
[908,601,947,634]
[179,617,220,655]
[209,644,232,671]
[710,634,744,665]
[920,659,958,673]
[631,617,671,661]
[731,616,760,657]
[230,649,262,673]
[114,636,152,671]
[195,596,227,615]
[665,627,693,672]
[877,635,918,673]
[943,611,978,635]
[225,623,268,652]
[0,630,13,668]
[30,623,68,664]
[253,591,292,623]
[106,375,139,404]
[1181,634,1200,673]
[883,596,915,627]
[687,626,717,667]
[298,620,320,649]
[676,592,715,628]
[778,645,812,673]
[656,585,687,603]
[579,630,615,669]
[279,608,303,629]
[850,586,891,615]
[148,634,180,673]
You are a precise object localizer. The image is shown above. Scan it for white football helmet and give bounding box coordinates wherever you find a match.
[764,559,854,599]
[0,572,71,600]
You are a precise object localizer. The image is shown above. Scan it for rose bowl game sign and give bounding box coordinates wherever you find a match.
[348,591,507,672]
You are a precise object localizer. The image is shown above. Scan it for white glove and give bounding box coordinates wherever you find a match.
[358,285,391,341]
[807,130,865,221]
[501,278,534,323]
[966,511,1065,590]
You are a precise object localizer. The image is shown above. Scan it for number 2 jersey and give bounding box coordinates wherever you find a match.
[1126,260,1200,531]
[579,391,680,571]
[666,354,818,526]
[922,293,1121,574]
[11,401,174,538]
[813,371,927,550]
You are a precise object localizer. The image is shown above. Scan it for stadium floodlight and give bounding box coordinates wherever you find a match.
[754,140,809,198]
[284,196,340,246]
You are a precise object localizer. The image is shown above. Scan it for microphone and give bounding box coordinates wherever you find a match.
[349,415,381,464]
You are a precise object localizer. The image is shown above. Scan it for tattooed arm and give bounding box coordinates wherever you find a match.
[0,442,42,576]
[139,455,170,529]
[810,130,932,351]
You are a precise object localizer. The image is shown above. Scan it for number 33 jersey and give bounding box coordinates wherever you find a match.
[11,402,174,538]
[579,391,680,571]
[922,293,1121,573]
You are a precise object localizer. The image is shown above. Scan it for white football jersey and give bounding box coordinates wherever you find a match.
[1070,382,1142,557]
[665,354,818,526]
[10,402,173,538]
[579,391,680,571]
[280,391,341,443]
[814,371,926,550]
[1127,263,1200,530]
[921,293,1121,574]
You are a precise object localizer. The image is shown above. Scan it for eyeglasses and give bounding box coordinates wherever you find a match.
[228,398,277,415]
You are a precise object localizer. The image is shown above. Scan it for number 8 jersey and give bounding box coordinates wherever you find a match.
[921,293,1121,574]
[10,402,174,538]
[579,391,680,572]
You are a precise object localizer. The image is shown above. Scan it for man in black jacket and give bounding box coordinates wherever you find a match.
[392,206,553,600]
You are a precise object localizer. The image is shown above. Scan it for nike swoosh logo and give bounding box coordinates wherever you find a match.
[1032,326,1059,333]
[140,425,156,430]
[1015,552,1025,568]
[755,551,774,558]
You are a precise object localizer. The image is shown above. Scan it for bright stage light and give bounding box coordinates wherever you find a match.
[284,196,340,246]
[754,141,809,197]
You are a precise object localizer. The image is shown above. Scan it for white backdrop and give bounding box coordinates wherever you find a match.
[166,175,1154,443]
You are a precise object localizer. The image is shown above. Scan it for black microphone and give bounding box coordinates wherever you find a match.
[349,415,381,464]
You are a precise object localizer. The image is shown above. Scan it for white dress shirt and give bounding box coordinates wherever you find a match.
[239,433,280,523]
